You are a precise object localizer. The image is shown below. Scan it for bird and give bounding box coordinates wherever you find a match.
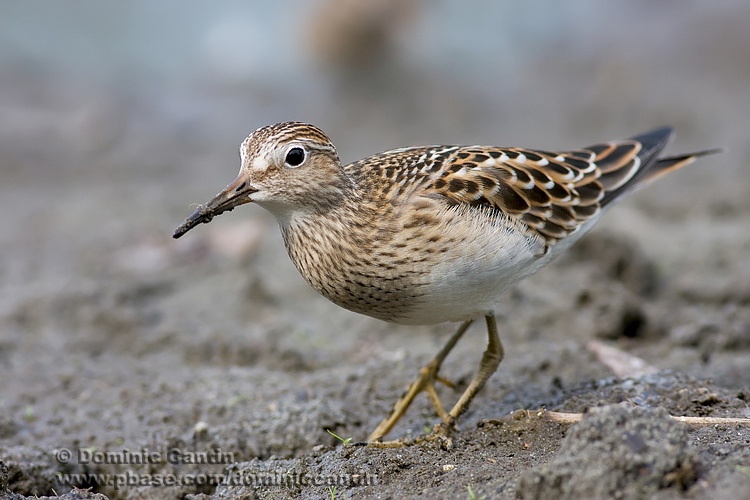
[173,122,716,444]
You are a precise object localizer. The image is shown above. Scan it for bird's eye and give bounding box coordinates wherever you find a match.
[285,147,306,167]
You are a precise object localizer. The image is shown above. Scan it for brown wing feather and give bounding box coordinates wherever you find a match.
[422,140,648,244]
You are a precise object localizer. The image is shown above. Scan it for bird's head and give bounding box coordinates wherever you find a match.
[174,122,349,238]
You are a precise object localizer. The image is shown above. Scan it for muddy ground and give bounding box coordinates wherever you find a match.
[1,2,750,499]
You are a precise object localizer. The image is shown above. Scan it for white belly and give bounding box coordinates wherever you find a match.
[391,210,542,324]
[393,206,598,325]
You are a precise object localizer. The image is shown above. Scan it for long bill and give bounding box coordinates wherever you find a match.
[173,174,256,239]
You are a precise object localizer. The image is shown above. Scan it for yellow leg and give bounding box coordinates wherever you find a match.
[368,319,474,442]
[437,314,504,435]
[367,315,505,443]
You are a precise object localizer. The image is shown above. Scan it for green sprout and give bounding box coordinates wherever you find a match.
[326,429,352,445]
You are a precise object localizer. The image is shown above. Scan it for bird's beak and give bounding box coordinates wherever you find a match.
[173,174,257,239]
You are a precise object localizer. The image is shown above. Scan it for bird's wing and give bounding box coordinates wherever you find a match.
[416,128,684,244]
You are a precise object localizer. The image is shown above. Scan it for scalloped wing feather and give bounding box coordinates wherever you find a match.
[419,137,654,244]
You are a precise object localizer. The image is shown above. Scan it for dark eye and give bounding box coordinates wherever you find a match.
[285,147,305,167]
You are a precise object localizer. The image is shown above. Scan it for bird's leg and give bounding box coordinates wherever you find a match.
[433,314,504,436]
[368,319,474,442]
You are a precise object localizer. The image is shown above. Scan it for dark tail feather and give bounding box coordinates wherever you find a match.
[601,126,719,206]
[649,149,723,182]
[630,126,675,158]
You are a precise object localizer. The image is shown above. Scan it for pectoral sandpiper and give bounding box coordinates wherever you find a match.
[173,122,715,444]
